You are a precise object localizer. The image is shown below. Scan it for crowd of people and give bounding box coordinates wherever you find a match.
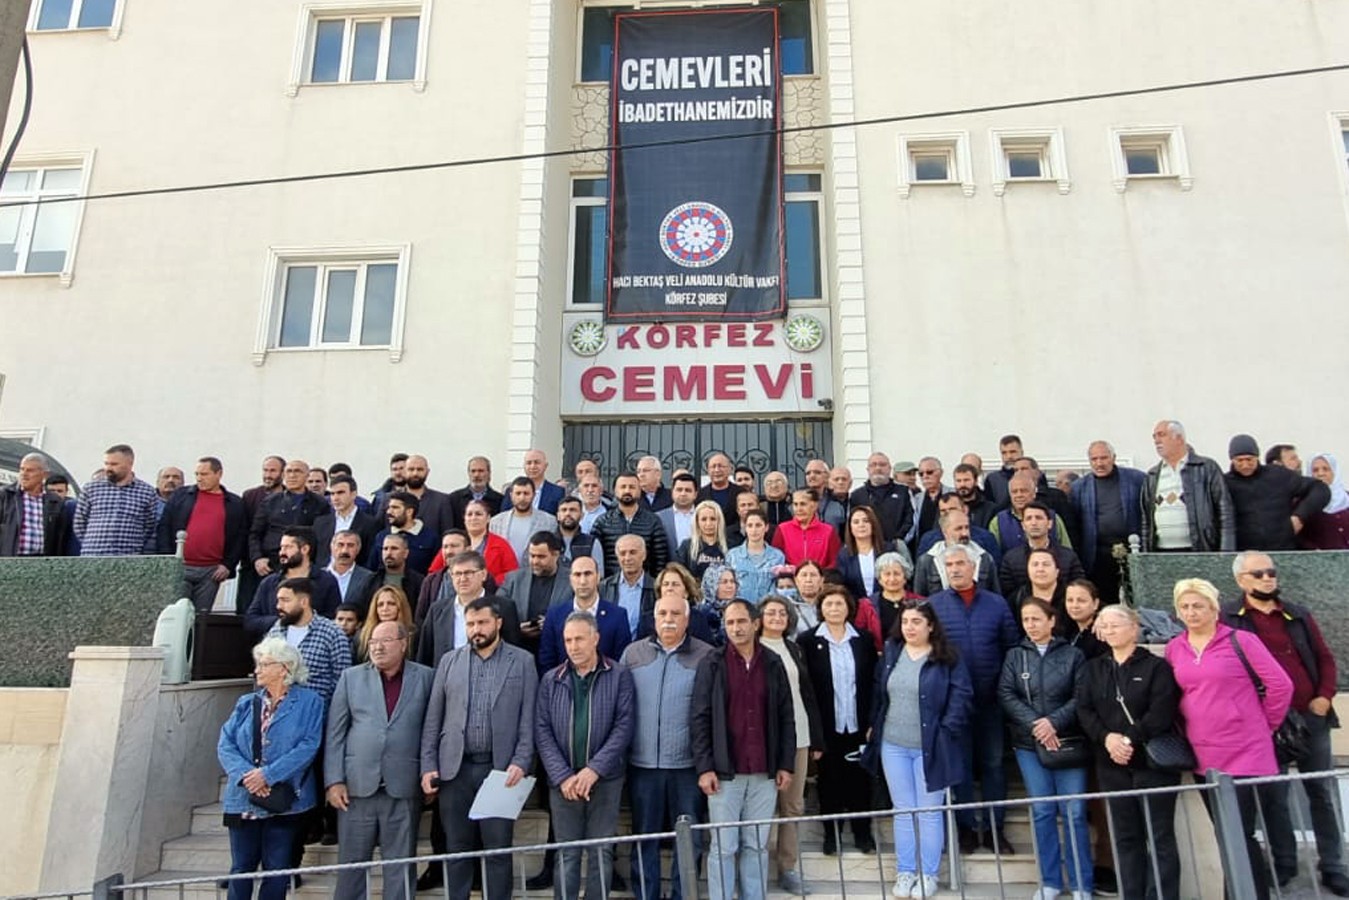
[3,423,1348,900]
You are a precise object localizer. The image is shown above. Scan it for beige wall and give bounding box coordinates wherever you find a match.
[0,688,67,896]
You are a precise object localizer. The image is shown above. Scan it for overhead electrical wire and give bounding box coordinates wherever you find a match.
[1,61,1347,210]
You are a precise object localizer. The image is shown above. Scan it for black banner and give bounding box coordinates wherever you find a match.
[605,8,784,322]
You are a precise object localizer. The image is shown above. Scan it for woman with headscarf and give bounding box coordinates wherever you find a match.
[1300,453,1349,550]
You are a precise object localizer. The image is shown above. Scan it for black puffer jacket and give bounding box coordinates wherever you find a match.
[998,637,1085,750]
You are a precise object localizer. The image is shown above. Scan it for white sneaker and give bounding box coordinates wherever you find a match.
[893,872,917,897]
[1031,888,1061,900]
[910,874,940,898]
[1071,893,1091,900]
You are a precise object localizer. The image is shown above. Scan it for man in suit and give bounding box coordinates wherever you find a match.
[489,477,559,566]
[497,531,572,653]
[326,621,434,900]
[325,530,378,617]
[599,534,657,637]
[0,452,71,557]
[501,448,566,516]
[314,475,379,567]
[657,473,699,554]
[417,550,521,668]
[420,598,537,900]
[537,555,631,673]
[375,455,453,541]
[635,455,672,512]
[446,456,503,530]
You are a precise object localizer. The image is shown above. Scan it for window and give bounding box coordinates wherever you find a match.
[568,175,823,304]
[1332,113,1349,178]
[0,157,91,283]
[897,132,974,198]
[784,172,823,302]
[31,0,116,31]
[255,245,411,364]
[578,0,814,83]
[990,128,1069,196]
[569,178,608,306]
[1110,126,1191,192]
[288,2,431,94]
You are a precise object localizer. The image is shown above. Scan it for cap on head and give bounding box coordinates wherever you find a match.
[1228,434,1260,459]
[895,460,918,473]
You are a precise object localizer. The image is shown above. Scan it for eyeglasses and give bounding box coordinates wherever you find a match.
[918,469,938,476]
[1244,568,1278,579]
[450,569,483,579]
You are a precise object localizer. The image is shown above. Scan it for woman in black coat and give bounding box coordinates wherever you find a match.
[1076,603,1183,900]
[797,584,878,854]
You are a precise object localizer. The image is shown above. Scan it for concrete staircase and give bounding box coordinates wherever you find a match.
[139,780,1049,898]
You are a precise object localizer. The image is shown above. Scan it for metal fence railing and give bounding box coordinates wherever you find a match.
[9,767,1349,900]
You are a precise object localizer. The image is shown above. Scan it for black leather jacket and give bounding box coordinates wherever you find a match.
[998,637,1085,749]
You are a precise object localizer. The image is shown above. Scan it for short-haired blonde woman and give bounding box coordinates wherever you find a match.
[1075,605,1182,899]
[217,638,326,900]
[1164,578,1292,900]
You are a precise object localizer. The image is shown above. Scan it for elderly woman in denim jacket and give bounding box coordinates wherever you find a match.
[217,637,326,900]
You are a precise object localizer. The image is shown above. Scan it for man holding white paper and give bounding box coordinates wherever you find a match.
[535,612,636,900]
[420,597,537,900]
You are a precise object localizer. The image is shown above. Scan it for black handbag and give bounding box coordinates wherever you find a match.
[1229,632,1311,767]
[1018,651,1090,770]
[248,694,297,814]
[1116,676,1197,773]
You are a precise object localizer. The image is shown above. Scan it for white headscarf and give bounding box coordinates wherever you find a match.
[1311,452,1349,515]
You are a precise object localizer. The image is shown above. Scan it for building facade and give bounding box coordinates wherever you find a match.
[1,0,1347,487]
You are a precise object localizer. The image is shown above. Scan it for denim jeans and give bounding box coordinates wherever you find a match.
[955,703,1007,830]
[227,814,302,900]
[1013,749,1093,893]
[628,766,705,900]
[881,742,945,877]
[706,773,778,900]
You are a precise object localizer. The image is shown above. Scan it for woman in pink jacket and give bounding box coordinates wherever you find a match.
[1165,577,1292,900]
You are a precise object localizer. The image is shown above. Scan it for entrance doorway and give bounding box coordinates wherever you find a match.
[562,418,833,487]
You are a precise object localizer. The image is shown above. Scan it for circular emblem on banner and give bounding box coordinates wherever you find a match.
[568,319,607,356]
[660,202,733,268]
[783,314,825,352]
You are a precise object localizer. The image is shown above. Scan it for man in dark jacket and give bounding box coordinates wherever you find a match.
[691,598,795,900]
[248,458,329,579]
[0,451,70,558]
[927,544,1020,855]
[951,463,998,529]
[849,452,915,543]
[535,612,636,900]
[1225,434,1330,552]
[591,472,670,579]
[998,502,1086,600]
[1140,420,1235,552]
[156,456,248,611]
[1221,552,1348,895]
[445,456,503,530]
[1070,441,1146,604]
[982,434,1024,508]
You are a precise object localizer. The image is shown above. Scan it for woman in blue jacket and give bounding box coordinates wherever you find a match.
[217,637,326,900]
[865,599,973,899]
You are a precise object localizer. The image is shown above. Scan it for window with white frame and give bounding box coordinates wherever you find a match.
[0,158,90,281]
[897,132,974,198]
[990,128,1070,196]
[31,0,116,31]
[1335,114,1349,175]
[289,2,430,93]
[1110,126,1191,192]
[255,246,411,364]
[568,173,824,304]
[578,0,815,83]
[568,178,608,306]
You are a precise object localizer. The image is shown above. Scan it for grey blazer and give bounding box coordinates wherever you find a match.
[325,660,435,799]
[488,509,559,564]
[657,507,690,555]
[419,641,536,781]
[498,562,573,623]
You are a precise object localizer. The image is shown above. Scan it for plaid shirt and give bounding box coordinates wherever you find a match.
[268,614,352,705]
[74,477,158,556]
[17,491,44,555]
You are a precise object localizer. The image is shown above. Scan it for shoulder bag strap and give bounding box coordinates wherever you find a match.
[1228,631,1267,699]
[1113,664,1137,725]
[251,693,263,766]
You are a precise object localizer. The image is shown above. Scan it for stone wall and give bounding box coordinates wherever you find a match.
[0,555,183,686]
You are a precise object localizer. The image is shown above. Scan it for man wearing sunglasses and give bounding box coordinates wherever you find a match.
[1221,551,1348,896]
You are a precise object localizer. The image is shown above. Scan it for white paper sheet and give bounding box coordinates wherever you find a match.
[467,769,537,821]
